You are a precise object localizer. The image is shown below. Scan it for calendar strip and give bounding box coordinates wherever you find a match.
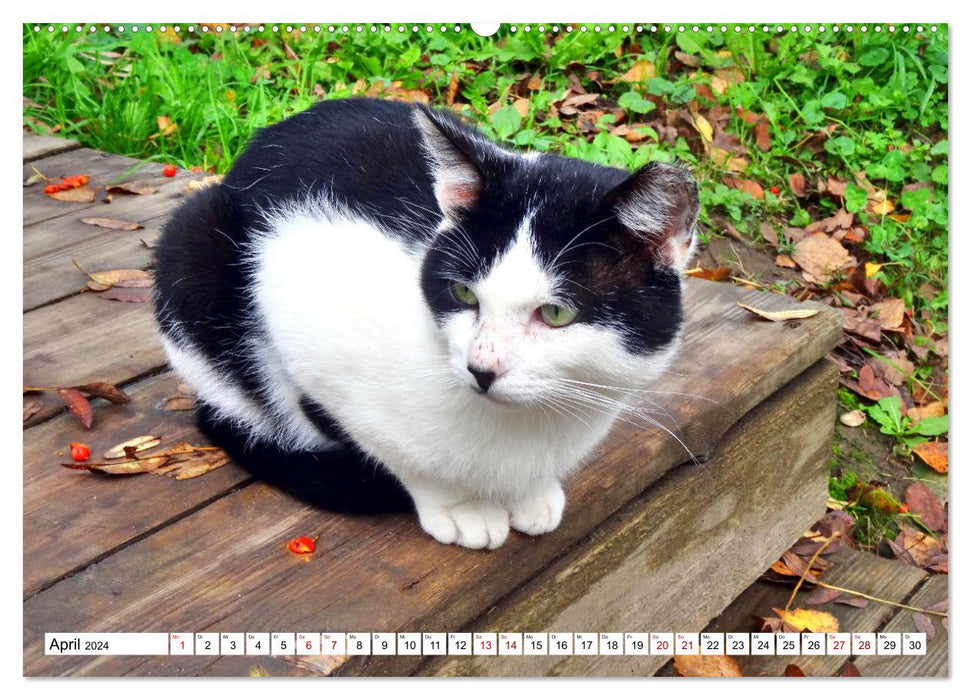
[44,632,927,656]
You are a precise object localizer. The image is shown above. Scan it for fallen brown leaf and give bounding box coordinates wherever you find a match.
[617,59,655,83]
[837,662,862,677]
[164,396,197,411]
[789,173,808,197]
[673,51,702,68]
[73,381,131,404]
[63,455,171,475]
[775,254,797,269]
[49,186,97,203]
[805,587,843,605]
[155,449,230,480]
[912,612,935,640]
[80,217,144,231]
[183,175,223,193]
[805,209,854,235]
[840,409,866,427]
[792,232,851,282]
[737,302,819,322]
[869,351,914,386]
[512,98,530,118]
[835,595,868,608]
[105,181,157,196]
[784,664,806,677]
[754,119,770,151]
[893,526,947,571]
[904,482,946,531]
[912,442,947,474]
[723,177,764,199]
[907,402,946,424]
[867,298,906,330]
[58,388,93,429]
[839,308,883,344]
[686,267,731,282]
[103,435,162,460]
[23,397,44,422]
[99,287,153,303]
[674,655,742,677]
[760,223,779,247]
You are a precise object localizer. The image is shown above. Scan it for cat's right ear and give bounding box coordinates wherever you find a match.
[413,106,484,220]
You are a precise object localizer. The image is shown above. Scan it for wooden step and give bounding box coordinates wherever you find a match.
[23,134,845,677]
[655,547,947,677]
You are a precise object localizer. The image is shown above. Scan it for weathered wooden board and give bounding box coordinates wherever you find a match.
[664,547,929,677]
[421,360,836,677]
[23,293,167,426]
[23,132,79,162]
[23,145,200,233]
[853,574,948,677]
[23,359,837,676]
[23,371,250,597]
[24,214,163,311]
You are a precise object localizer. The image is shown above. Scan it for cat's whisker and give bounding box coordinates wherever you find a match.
[550,387,698,464]
[548,214,615,269]
[560,378,723,408]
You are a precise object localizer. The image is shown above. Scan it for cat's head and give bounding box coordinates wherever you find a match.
[414,106,699,408]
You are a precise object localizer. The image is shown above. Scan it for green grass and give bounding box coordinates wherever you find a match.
[23,23,948,331]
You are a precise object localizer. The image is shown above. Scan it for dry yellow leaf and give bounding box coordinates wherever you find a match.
[512,97,531,118]
[674,655,743,677]
[773,608,839,633]
[737,302,819,322]
[690,111,714,143]
[618,59,655,83]
[865,262,883,278]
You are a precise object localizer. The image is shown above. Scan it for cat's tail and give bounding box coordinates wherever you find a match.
[196,401,414,515]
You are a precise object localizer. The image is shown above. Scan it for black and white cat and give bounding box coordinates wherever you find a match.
[154,98,698,549]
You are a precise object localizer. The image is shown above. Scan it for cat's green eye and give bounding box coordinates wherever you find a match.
[539,304,578,328]
[452,283,478,306]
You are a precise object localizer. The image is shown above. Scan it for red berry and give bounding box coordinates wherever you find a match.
[769,185,780,195]
[899,504,910,513]
[287,536,316,554]
[69,442,91,462]
[162,164,177,177]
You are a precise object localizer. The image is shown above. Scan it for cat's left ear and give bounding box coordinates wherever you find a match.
[413,105,485,220]
[607,161,699,271]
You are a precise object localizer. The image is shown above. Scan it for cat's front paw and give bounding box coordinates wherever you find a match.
[417,500,510,550]
[507,482,566,536]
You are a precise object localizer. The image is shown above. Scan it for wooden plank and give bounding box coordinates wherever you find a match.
[23,359,836,676]
[665,548,929,677]
[853,574,947,677]
[23,213,163,312]
[22,273,842,675]
[23,146,198,230]
[23,292,167,426]
[23,371,251,597]
[23,132,80,162]
[421,360,836,677]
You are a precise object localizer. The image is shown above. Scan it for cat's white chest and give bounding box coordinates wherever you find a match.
[251,206,615,498]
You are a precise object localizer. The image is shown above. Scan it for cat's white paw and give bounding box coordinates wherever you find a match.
[508,482,566,536]
[417,500,510,550]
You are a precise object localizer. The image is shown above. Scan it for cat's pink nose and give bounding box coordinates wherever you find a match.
[467,364,496,393]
